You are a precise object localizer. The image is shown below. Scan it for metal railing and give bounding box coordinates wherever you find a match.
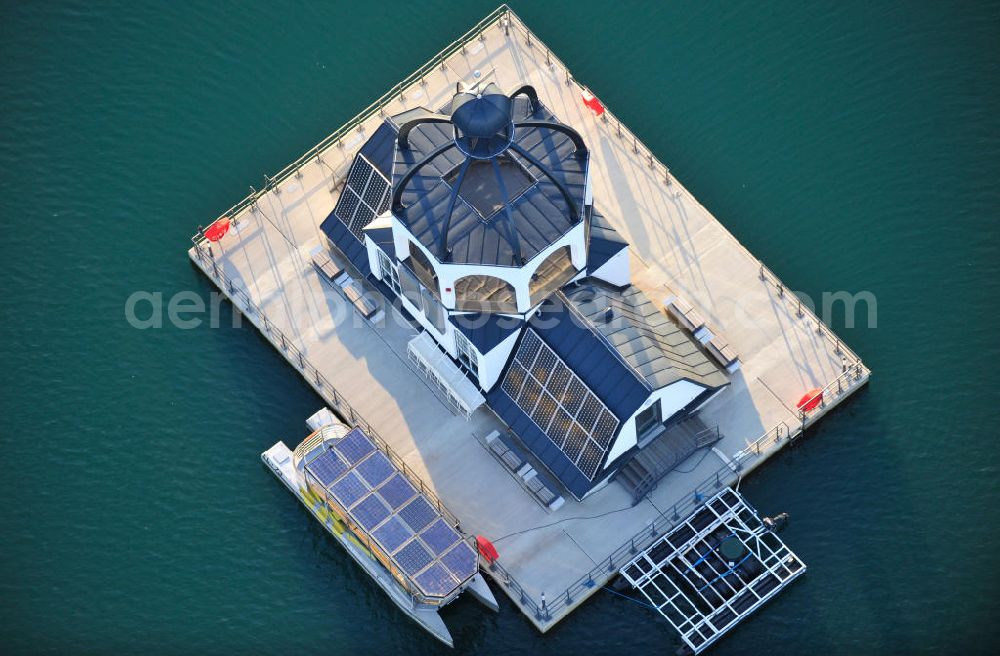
[188,4,874,627]
[191,241,461,529]
[484,364,869,625]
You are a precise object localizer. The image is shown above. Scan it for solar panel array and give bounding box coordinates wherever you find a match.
[501,329,619,479]
[303,427,479,598]
[333,154,392,239]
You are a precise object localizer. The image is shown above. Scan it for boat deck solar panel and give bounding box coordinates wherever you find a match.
[353,493,392,531]
[302,427,479,598]
[372,516,413,553]
[334,429,377,464]
[420,518,461,555]
[330,470,370,508]
[305,449,349,487]
[356,451,394,487]
[415,562,460,597]
[377,473,417,509]
[399,495,438,532]
[396,539,434,576]
[441,541,478,580]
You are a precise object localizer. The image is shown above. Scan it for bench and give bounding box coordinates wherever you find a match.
[707,335,741,373]
[310,247,345,284]
[485,430,564,511]
[342,280,380,321]
[663,294,706,333]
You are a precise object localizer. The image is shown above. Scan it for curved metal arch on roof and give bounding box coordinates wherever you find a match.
[397,113,453,149]
[512,120,588,154]
[439,157,472,260]
[393,84,588,265]
[390,140,457,214]
[508,84,539,112]
[509,141,581,225]
[490,157,523,263]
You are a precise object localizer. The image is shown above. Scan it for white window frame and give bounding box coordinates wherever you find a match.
[377,249,400,295]
[454,331,480,377]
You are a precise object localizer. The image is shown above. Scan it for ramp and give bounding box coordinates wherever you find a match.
[619,488,805,653]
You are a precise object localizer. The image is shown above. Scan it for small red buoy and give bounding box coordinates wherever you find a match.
[204,217,231,242]
[476,535,499,564]
[796,387,823,412]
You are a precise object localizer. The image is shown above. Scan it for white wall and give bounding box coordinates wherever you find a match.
[589,245,630,287]
[475,325,522,391]
[603,380,706,467]
[390,220,588,314]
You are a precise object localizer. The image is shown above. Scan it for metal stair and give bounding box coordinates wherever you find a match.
[615,415,722,505]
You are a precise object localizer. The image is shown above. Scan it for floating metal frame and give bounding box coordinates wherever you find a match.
[619,488,806,653]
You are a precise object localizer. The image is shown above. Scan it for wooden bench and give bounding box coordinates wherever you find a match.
[342,280,380,321]
[707,335,741,373]
[310,248,345,284]
[485,430,564,511]
[664,294,706,333]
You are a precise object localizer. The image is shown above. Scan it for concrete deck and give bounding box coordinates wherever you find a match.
[188,9,869,632]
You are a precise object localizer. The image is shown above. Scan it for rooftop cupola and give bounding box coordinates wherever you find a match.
[390,81,590,268]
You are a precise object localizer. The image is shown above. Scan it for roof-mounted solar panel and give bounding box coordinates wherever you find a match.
[499,328,620,480]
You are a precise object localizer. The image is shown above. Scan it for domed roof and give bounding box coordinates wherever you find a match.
[450,83,514,158]
[391,83,590,266]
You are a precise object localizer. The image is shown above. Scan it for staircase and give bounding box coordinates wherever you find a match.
[616,415,722,505]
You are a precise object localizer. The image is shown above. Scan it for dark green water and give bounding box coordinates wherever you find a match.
[2,1,998,653]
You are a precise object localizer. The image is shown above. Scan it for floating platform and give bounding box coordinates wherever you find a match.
[620,488,805,654]
[192,5,870,644]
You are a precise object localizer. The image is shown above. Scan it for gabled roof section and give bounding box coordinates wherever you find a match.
[564,282,728,390]
[450,312,520,354]
[587,209,629,274]
[320,120,401,275]
[528,296,650,421]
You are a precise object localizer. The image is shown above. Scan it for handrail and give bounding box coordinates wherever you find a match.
[191,242,462,530]
[190,5,873,626]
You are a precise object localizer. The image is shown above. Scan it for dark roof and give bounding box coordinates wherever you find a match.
[564,282,728,390]
[320,208,371,276]
[392,97,587,267]
[527,296,650,421]
[587,209,629,274]
[450,313,520,354]
[320,123,401,275]
[364,225,396,259]
[358,121,398,179]
[487,385,594,500]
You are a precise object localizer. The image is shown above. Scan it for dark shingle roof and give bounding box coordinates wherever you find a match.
[564,282,728,390]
